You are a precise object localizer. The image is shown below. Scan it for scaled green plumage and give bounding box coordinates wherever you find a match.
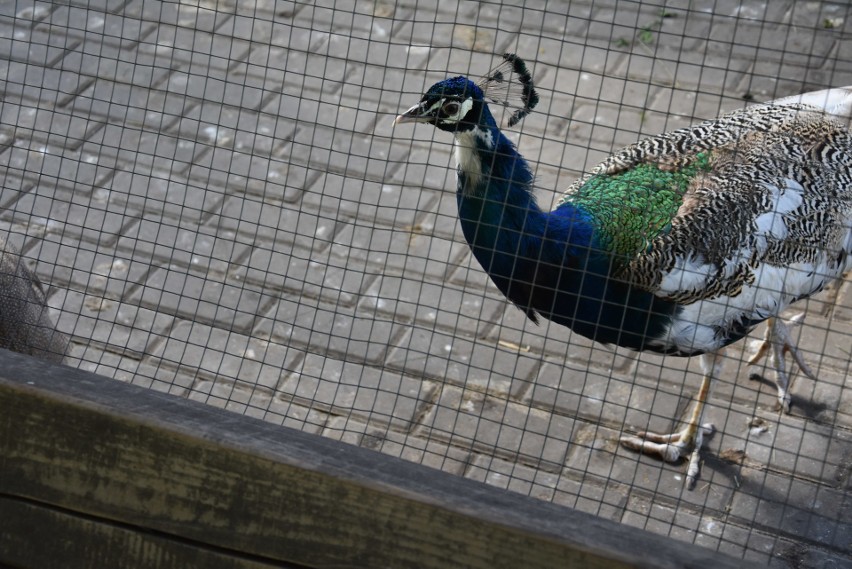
[561,153,712,258]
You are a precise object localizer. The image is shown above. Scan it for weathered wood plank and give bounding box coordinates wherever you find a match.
[0,350,757,569]
[0,497,300,569]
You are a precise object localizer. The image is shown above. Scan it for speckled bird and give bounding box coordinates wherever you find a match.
[394,54,852,488]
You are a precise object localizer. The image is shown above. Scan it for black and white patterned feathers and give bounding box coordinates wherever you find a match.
[559,88,852,354]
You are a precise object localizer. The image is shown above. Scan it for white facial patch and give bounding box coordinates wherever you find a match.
[439,97,474,125]
[424,98,444,115]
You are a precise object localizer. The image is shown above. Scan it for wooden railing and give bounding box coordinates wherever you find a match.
[0,349,757,569]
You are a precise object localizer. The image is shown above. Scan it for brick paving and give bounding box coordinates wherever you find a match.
[1,0,851,566]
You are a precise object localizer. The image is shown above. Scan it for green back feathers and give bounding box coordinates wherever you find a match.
[561,153,712,258]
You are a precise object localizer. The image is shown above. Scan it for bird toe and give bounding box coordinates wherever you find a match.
[620,433,689,463]
[777,393,792,414]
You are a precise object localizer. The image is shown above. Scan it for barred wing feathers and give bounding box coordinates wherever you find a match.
[559,88,852,315]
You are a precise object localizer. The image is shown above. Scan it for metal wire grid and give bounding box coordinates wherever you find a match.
[1,0,850,565]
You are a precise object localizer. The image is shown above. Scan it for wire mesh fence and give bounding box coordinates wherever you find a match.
[1,0,851,565]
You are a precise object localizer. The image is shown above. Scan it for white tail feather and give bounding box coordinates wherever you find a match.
[770,85,852,123]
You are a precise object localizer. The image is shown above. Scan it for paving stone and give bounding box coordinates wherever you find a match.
[362,427,471,476]
[207,337,293,393]
[727,468,842,543]
[767,545,852,569]
[212,193,323,245]
[386,325,491,386]
[305,177,433,235]
[383,138,456,194]
[0,22,78,68]
[741,416,842,483]
[466,453,561,501]
[530,357,694,434]
[359,273,508,340]
[103,180,223,244]
[113,221,184,266]
[283,121,397,185]
[621,492,761,555]
[714,522,778,565]
[621,494,681,534]
[187,376,276,418]
[256,296,396,364]
[133,266,275,332]
[0,141,92,194]
[355,230,466,291]
[3,1,51,22]
[8,184,127,249]
[67,342,143,384]
[16,232,94,281]
[232,224,374,308]
[0,65,89,118]
[442,243,497,290]
[69,85,184,140]
[63,0,127,12]
[339,65,406,132]
[192,144,289,197]
[71,342,196,396]
[5,105,101,153]
[119,0,214,30]
[171,105,277,161]
[257,386,328,428]
[57,39,151,89]
[107,128,205,179]
[38,6,150,49]
[0,170,35,212]
[550,472,629,521]
[278,354,437,430]
[415,384,577,466]
[51,288,173,357]
[484,306,635,372]
[321,412,376,445]
[147,319,299,388]
[832,277,852,319]
[3,0,852,565]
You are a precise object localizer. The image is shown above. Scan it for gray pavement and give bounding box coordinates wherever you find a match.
[1,0,850,566]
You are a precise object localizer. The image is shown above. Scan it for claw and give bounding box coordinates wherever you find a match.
[748,314,818,412]
[620,423,715,489]
[620,352,721,490]
[685,423,715,489]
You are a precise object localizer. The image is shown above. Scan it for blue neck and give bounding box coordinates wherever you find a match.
[454,115,677,351]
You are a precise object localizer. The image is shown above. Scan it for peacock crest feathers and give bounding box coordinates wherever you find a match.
[477,53,539,127]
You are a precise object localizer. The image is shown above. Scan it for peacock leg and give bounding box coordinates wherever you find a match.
[620,351,721,490]
[747,314,817,413]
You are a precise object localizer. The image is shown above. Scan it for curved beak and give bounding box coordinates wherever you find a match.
[393,102,431,127]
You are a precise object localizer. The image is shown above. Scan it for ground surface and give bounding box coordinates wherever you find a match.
[1,0,850,566]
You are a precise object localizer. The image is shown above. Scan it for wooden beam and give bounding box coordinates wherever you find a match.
[0,497,302,569]
[0,350,757,569]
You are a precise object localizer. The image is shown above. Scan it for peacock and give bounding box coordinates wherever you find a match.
[394,54,852,489]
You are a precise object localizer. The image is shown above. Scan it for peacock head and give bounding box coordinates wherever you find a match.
[394,54,539,134]
[394,76,488,133]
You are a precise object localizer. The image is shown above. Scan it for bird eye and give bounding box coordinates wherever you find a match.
[442,101,462,116]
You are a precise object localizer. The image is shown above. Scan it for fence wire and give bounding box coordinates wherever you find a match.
[1,0,851,565]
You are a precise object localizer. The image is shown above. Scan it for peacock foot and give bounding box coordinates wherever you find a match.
[747,314,818,413]
[620,423,715,490]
